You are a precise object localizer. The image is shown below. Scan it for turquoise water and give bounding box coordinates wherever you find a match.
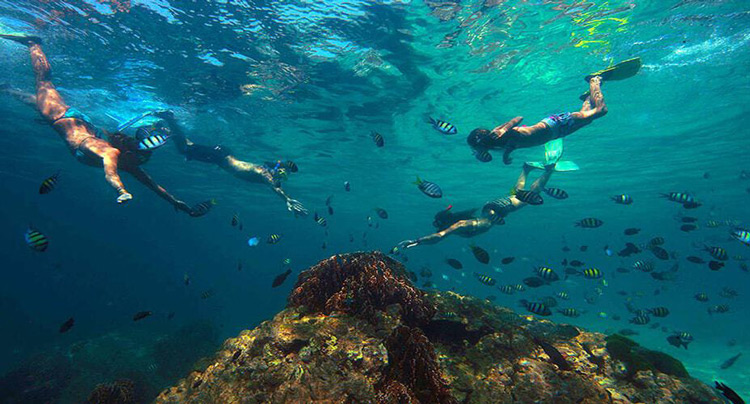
[0,0,749,401]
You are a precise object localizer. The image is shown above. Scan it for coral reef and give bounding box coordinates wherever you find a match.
[156,251,724,404]
[85,379,139,404]
[0,353,73,404]
[289,251,436,326]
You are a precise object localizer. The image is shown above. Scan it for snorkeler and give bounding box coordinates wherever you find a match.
[468,58,641,165]
[393,162,555,250]
[144,110,308,216]
[1,34,195,213]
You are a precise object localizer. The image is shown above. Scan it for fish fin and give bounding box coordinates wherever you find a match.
[413,176,422,185]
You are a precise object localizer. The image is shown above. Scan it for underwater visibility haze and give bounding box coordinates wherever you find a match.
[0,0,749,402]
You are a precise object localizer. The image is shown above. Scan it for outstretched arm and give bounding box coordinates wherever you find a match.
[153,110,192,153]
[128,166,192,214]
[395,218,491,250]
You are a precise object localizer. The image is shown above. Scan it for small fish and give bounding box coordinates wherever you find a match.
[580,245,588,252]
[344,181,351,192]
[687,256,704,264]
[470,245,490,264]
[534,338,572,371]
[681,216,699,223]
[543,187,569,200]
[374,208,388,219]
[414,176,443,198]
[474,272,496,286]
[558,308,580,318]
[446,258,463,269]
[541,296,558,308]
[190,199,217,217]
[666,332,693,349]
[267,234,281,244]
[282,258,291,265]
[556,292,570,300]
[633,260,654,272]
[661,192,701,208]
[604,245,613,256]
[371,131,384,147]
[705,246,728,261]
[649,237,665,246]
[580,268,603,279]
[705,220,722,228]
[513,189,544,205]
[284,160,298,172]
[247,237,260,247]
[681,224,698,232]
[562,246,571,252]
[514,284,526,291]
[474,148,492,162]
[59,317,74,333]
[328,206,334,215]
[321,241,327,249]
[231,213,240,227]
[650,246,669,260]
[419,268,433,278]
[25,227,49,252]
[183,273,190,286]
[708,260,725,271]
[624,228,641,235]
[569,260,584,267]
[611,194,633,205]
[314,212,327,227]
[520,300,552,316]
[498,285,515,294]
[429,117,457,135]
[535,266,560,282]
[629,314,650,325]
[649,307,670,317]
[501,257,515,265]
[522,276,545,288]
[138,133,170,150]
[133,311,152,321]
[720,353,742,370]
[39,171,60,194]
[201,290,214,299]
[576,218,603,228]
[272,269,292,288]
[694,292,709,302]
[708,304,730,314]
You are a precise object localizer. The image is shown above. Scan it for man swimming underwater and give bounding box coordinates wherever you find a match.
[393,161,555,250]
[467,58,640,165]
[124,110,308,216]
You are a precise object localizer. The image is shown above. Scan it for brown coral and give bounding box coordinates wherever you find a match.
[85,379,137,404]
[289,251,436,326]
[376,326,457,404]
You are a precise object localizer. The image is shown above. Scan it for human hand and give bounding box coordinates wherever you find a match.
[503,154,513,165]
[286,199,308,217]
[173,200,191,214]
[152,109,175,120]
[396,239,419,250]
[117,191,133,204]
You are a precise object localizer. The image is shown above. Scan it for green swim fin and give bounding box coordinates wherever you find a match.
[525,161,579,172]
[585,57,642,82]
[580,57,642,100]
[526,139,579,172]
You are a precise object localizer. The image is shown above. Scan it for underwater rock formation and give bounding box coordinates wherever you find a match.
[156,251,723,404]
[85,379,139,404]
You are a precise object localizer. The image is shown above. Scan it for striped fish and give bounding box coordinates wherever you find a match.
[543,187,569,200]
[371,131,384,147]
[474,272,496,286]
[731,229,750,246]
[535,266,559,281]
[581,268,603,279]
[705,220,722,228]
[285,160,299,172]
[25,227,49,252]
[267,234,281,244]
[705,246,728,261]
[520,300,551,316]
[662,192,700,208]
[138,133,170,150]
[231,213,240,227]
[575,217,603,228]
[629,314,650,325]
[633,260,654,272]
[314,212,327,227]
[556,292,570,300]
[429,117,458,135]
[611,194,633,205]
[190,199,216,217]
[39,171,60,194]
[514,190,543,205]
[498,285,515,295]
[514,284,526,292]
[414,176,443,198]
[558,308,580,318]
[694,293,709,302]
[474,148,492,162]
[649,307,670,317]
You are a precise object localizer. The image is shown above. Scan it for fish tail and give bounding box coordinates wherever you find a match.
[428,117,436,125]
[414,176,422,185]
[210,199,218,205]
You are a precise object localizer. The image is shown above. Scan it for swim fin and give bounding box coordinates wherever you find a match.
[526,139,579,172]
[0,34,42,45]
[579,57,642,100]
[585,57,642,82]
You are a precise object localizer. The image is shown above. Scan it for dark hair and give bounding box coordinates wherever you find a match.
[467,128,490,148]
[107,132,151,165]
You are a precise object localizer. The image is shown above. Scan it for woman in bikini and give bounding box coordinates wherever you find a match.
[1,34,194,213]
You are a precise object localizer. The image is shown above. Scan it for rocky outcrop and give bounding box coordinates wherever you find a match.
[155,251,722,404]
